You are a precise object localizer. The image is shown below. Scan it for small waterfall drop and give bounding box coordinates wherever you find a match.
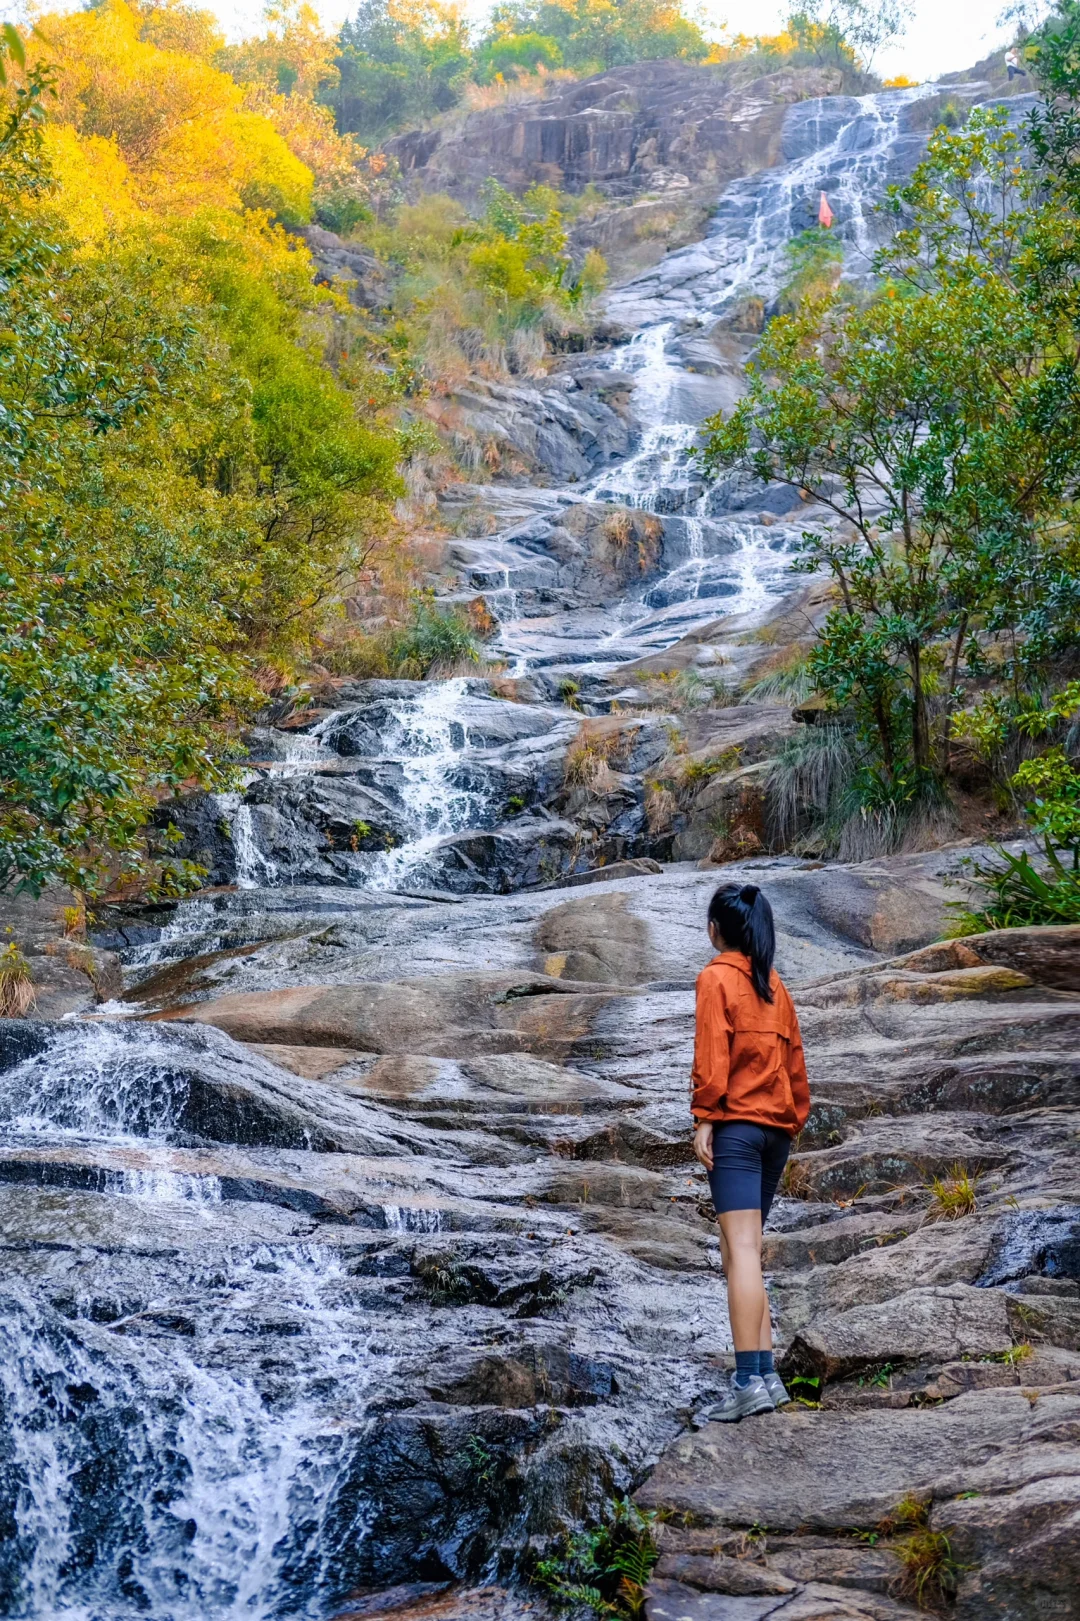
[354,679,500,892]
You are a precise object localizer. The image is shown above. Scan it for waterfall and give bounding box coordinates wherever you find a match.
[211,84,950,892]
[346,678,502,892]
[0,1251,381,1620]
[2,80,1016,1618]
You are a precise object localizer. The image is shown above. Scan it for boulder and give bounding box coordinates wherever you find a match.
[798,850,966,956]
[161,973,627,1061]
[961,925,1080,993]
[783,1285,1014,1380]
[535,890,653,984]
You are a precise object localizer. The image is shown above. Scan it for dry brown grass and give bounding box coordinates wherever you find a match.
[634,208,683,241]
[602,509,635,550]
[563,721,630,793]
[0,941,35,1018]
[780,1158,814,1200]
[601,509,663,574]
[465,595,497,638]
[460,64,577,113]
[645,781,678,833]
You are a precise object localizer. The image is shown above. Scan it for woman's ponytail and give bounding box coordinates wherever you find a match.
[706,882,776,1002]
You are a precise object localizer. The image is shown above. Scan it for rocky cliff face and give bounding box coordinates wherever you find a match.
[386,62,844,205]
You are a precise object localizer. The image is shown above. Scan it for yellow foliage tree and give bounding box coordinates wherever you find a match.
[31,0,312,220]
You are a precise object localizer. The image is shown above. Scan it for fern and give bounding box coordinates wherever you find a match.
[532,1498,660,1618]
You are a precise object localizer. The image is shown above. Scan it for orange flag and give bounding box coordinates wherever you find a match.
[818,191,834,228]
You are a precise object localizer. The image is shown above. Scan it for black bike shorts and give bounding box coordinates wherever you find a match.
[707,1120,792,1220]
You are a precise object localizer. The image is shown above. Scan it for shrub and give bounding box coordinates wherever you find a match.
[392,595,481,677]
[950,682,1080,930]
[534,1498,660,1618]
[950,845,1080,932]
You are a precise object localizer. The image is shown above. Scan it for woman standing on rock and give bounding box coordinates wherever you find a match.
[691,883,810,1422]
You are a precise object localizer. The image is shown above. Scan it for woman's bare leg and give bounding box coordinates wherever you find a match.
[718,1220,772,1348]
[759,1289,772,1352]
[717,1208,765,1351]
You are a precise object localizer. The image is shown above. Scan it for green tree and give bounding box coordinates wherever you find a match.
[329,0,471,142]
[475,30,563,81]
[791,1,912,72]
[0,46,402,898]
[479,0,710,74]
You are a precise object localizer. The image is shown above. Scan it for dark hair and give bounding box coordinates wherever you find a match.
[707,882,776,1002]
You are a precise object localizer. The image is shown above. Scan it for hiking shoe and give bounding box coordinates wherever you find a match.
[698,1375,774,1423]
[762,1371,791,1408]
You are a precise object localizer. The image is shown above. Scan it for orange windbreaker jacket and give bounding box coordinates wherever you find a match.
[690,953,810,1134]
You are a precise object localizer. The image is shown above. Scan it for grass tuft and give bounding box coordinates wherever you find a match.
[645,667,731,712]
[564,722,630,793]
[0,939,34,1018]
[742,654,815,706]
[925,1164,980,1222]
[892,1526,961,1611]
[765,724,857,851]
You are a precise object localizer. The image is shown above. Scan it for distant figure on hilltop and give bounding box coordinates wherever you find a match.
[1006,45,1028,80]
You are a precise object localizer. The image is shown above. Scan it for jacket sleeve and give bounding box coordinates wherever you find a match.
[787,1000,811,1131]
[691,970,733,1121]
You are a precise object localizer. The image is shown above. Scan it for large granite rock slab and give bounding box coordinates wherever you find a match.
[161,972,626,1060]
[636,1390,1080,1531]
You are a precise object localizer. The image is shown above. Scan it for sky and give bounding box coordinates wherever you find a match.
[5,0,1020,82]
[200,0,1017,82]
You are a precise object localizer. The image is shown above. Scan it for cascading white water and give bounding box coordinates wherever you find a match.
[352,678,498,892]
[0,1023,194,1143]
[0,1249,381,1621]
[579,83,946,647]
[213,84,948,890]
[0,1024,388,1619]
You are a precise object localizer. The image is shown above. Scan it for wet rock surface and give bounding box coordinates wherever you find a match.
[4,872,1077,1617]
